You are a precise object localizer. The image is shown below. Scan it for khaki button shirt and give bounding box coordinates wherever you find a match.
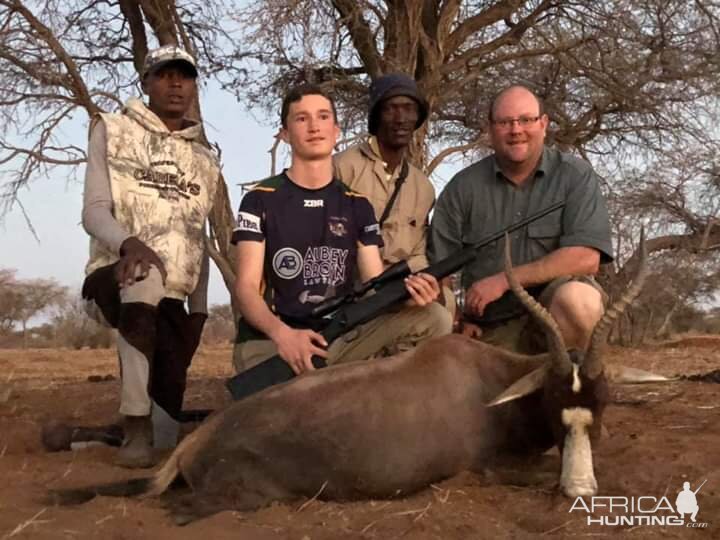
[334,138,435,272]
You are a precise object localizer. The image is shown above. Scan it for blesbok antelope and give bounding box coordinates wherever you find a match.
[51,234,666,523]
[488,231,664,497]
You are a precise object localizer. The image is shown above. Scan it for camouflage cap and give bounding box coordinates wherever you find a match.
[142,45,198,78]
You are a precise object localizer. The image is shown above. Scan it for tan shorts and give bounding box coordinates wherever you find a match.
[471,275,606,354]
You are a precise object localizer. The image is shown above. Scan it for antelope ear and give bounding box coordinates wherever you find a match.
[487,365,549,407]
[604,365,677,384]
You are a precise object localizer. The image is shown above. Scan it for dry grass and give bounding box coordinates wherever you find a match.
[3,508,49,539]
[294,480,328,513]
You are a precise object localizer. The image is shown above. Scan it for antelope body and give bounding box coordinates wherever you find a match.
[52,236,665,523]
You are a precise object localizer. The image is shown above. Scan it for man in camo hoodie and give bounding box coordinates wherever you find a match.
[78,45,219,467]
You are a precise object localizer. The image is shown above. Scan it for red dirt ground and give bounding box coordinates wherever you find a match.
[0,339,718,539]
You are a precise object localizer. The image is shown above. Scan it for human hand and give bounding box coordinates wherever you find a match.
[272,325,328,375]
[404,272,440,307]
[115,237,167,287]
[464,274,508,317]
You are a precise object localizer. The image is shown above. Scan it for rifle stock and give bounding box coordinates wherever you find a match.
[226,201,565,401]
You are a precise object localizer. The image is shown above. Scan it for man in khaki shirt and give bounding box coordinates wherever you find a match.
[334,74,454,327]
[334,74,435,272]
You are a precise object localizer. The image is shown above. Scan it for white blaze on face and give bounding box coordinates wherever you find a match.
[560,407,598,497]
[571,364,581,393]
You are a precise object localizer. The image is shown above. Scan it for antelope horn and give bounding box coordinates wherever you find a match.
[503,234,572,376]
[584,228,648,379]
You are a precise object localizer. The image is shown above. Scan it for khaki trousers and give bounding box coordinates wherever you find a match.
[233,301,453,374]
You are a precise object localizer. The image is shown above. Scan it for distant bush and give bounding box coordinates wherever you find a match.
[202,304,235,345]
[0,268,69,347]
[49,295,114,349]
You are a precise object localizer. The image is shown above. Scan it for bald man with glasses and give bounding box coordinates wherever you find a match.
[429,85,613,354]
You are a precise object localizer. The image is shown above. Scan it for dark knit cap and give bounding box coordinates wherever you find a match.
[368,73,429,135]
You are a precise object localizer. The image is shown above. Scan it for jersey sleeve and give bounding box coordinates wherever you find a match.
[355,196,384,247]
[231,190,266,244]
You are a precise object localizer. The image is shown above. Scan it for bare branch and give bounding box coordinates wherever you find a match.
[331,0,382,77]
[426,137,483,176]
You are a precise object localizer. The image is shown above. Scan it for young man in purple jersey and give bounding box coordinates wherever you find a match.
[232,84,451,375]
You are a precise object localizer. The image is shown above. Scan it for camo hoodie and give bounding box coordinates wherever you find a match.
[85,98,219,299]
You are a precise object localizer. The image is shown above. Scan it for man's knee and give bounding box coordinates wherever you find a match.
[82,264,121,327]
[413,301,454,338]
[548,281,604,333]
[431,301,455,336]
[119,265,165,306]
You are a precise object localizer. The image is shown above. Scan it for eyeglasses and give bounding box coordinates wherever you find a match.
[492,116,542,130]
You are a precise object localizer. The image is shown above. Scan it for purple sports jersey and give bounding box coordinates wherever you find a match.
[232,173,382,326]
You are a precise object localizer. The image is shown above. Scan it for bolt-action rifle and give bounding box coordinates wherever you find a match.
[226,201,565,400]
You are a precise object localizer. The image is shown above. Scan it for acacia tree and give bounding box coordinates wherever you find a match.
[602,137,720,296]
[14,277,68,347]
[0,269,20,333]
[610,252,720,344]
[231,1,720,280]
[0,268,67,346]
[232,2,718,158]
[2,0,720,323]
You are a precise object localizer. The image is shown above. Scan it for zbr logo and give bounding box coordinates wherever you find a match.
[273,248,303,279]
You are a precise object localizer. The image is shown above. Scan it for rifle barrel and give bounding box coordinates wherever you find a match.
[694,479,707,494]
[225,201,565,401]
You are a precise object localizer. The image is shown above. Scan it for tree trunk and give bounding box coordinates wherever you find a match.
[655,302,679,339]
[640,309,654,345]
